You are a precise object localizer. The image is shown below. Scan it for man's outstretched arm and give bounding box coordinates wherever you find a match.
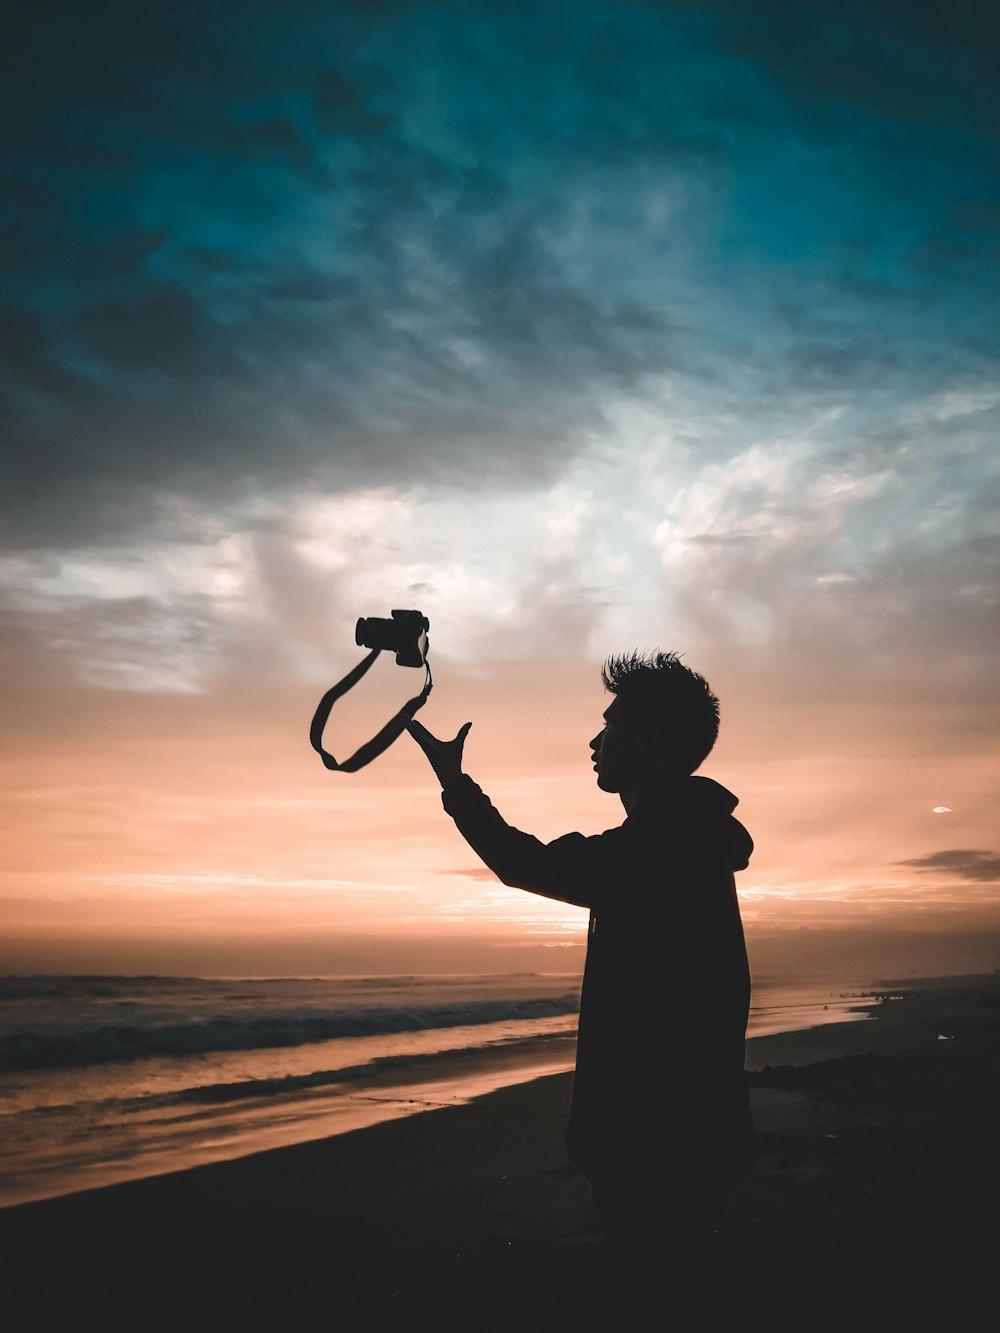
[406,719,623,909]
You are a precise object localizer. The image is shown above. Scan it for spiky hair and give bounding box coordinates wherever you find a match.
[601,649,720,776]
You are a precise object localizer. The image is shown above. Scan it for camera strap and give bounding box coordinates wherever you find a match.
[309,648,434,772]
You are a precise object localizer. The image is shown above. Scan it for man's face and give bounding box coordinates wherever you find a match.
[589,698,644,793]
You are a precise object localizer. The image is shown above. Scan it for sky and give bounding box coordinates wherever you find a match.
[2,0,998,979]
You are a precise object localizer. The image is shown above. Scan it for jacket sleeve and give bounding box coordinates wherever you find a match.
[441,773,628,909]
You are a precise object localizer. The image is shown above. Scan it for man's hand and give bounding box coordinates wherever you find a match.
[405,718,472,789]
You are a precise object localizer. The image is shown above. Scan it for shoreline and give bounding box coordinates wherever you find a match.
[3,983,871,1211]
[0,973,977,1211]
[0,1034,580,1210]
[4,972,999,1327]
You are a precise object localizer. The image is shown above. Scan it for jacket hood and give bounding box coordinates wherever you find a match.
[633,774,754,871]
[690,777,754,871]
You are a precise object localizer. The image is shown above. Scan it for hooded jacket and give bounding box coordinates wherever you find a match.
[441,772,755,1181]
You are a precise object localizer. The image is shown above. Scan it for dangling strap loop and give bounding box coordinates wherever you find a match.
[309,649,433,772]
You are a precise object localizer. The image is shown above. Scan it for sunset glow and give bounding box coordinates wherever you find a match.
[2,1,998,981]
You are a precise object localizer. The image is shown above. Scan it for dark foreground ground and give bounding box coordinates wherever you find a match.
[3,976,999,1330]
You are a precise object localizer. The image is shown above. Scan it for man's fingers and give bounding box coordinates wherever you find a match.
[405,717,471,755]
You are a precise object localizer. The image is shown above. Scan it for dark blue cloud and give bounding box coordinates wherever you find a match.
[1,0,998,546]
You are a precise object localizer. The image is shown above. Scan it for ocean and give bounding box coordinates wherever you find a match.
[0,972,876,1208]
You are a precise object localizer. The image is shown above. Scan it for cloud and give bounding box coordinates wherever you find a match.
[899,850,1000,883]
[0,0,996,714]
[702,0,1000,137]
[1,4,715,550]
[4,0,997,556]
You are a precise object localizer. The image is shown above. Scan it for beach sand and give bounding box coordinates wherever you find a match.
[4,974,999,1330]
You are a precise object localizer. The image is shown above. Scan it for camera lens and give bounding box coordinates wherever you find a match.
[356,617,398,650]
[357,617,385,648]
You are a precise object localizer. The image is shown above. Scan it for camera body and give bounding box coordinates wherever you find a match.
[355,609,429,667]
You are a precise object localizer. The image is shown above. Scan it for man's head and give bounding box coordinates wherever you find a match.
[589,650,720,793]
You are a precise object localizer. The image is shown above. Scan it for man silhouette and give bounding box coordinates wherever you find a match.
[406,650,754,1283]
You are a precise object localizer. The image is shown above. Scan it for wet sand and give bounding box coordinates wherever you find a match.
[4,974,999,1329]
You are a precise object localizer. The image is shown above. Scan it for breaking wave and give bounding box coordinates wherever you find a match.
[0,995,580,1072]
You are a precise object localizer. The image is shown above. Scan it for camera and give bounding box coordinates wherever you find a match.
[355,609,429,667]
